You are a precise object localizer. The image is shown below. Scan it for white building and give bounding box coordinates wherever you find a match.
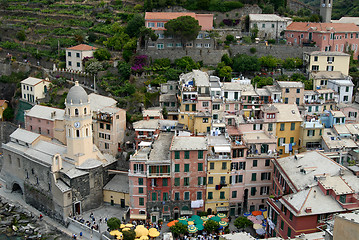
[327,79,354,103]
[249,14,292,39]
[21,77,50,103]
[65,44,97,71]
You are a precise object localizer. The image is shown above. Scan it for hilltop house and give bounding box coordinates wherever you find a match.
[249,14,292,39]
[21,77,50,104]
[285,22,359,59]
[142,12,214,50]
[66,44,97,71]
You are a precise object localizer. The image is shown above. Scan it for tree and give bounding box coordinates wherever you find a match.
[170,222,187,237]
[175,56,199,71]
[85,59,103,92]
[122,230,136,240]
[3,107,14,121]
[221,54,232,66]
[251,76,273,88]
[16,31,26,41]
[233,54,260,73]
[107,217,122,230]
[94,48,111,61]
[204,220,219,233]
[118,62,131,81]
[164,16,201,47]
[125,14,145,38]
[162,106,168,119]
[259,55,281,70]
[218,65,233,81]
[234,216,253,230]
[139,26,158,49]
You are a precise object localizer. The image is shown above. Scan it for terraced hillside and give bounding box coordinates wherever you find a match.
[0,0,140,62]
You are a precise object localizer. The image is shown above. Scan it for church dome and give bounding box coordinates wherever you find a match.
[66,81,89,105]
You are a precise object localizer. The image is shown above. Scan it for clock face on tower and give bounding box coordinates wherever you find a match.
[74,122,81,128]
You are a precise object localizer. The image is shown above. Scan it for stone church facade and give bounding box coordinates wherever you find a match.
[1,82,117,223]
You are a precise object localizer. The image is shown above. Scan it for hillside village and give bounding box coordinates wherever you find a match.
[2,0,359,239]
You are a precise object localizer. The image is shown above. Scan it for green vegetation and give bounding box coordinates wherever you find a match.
[204,220,220,233]
[165,16,201,46]
[234,216,253,230]
[107,217,122,230]
[169,222,187,237]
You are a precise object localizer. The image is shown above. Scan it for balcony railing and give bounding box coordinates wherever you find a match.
[208,153,231,160]
[128,170,146,176]
[148,172,171,177]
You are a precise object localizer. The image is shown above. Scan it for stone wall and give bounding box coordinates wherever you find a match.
[0,122,17,152]
[138,49,230,66]
[287,0,318,14]
[230,44,320,59]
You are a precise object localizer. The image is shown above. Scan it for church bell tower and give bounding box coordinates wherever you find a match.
[64,81,95,166]
[320,0,332,23]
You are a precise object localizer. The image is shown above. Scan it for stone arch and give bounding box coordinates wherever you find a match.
[12,182,22,194]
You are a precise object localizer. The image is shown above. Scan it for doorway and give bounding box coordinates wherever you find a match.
[74,201,81,215]
[12,183,22,194]
[121,199,125,208]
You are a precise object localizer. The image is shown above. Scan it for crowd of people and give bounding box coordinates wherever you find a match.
[72,212,107,232]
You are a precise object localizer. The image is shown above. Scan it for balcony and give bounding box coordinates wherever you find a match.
[207,152,231,161]
[128,170,146,176]
[148,172,171,178]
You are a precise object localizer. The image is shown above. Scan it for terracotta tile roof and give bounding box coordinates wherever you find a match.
[0,100,7,106]
[145,12,213,30]
[67,44,97,51]
[286,22,359,32]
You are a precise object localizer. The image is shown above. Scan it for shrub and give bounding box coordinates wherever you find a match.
[94,48,111,61]
[107,217,122,230]
[267,39,276,44]
[250,47,257,54]
[234,216,253,230]
[226,34,235,42]
[16,31,26,41]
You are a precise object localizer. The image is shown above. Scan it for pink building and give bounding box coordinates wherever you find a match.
[170,136,208,218]
[24,105,65,143]
[285,22,359,59]
[145,12,213,31]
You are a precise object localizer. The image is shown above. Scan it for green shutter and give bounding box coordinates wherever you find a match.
[198,163,203,171]
[175,151,180,159]
[152,192,157,201]
[175,178,180,186]
[252,173,256,181]
[198,150,203,159]
[290,137,294,143]
[185,151,190,159]
[239,175,243,183]
[175,164,180,172]
[184,164,189,172]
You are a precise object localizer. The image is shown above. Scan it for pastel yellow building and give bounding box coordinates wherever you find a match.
[0,100,8,121]
[264,104,302,157]
[304,51,350,75]
[299,121,324,151]
[103,174,130,207]
[205,136,231,214]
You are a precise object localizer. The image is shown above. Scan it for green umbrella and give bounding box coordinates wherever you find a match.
[188,226,198,233]
[196,224,204,231]
[194,219,203,225]
[191,215,201,220]
[201,216,209,221]
[217,213,226,218]
[187,218,194,222]
[178,217,186,221]
[219,221,228,227]
[210,216,221,222]
[179,220,188,226]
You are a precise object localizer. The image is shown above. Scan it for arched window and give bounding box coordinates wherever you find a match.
[75,108,79,116]
[76,130,80,138]
[86,128,89,136]
[84,108,87,115]
[182,206,189,211]
[68,129,71,137]
[68,108,70,115]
